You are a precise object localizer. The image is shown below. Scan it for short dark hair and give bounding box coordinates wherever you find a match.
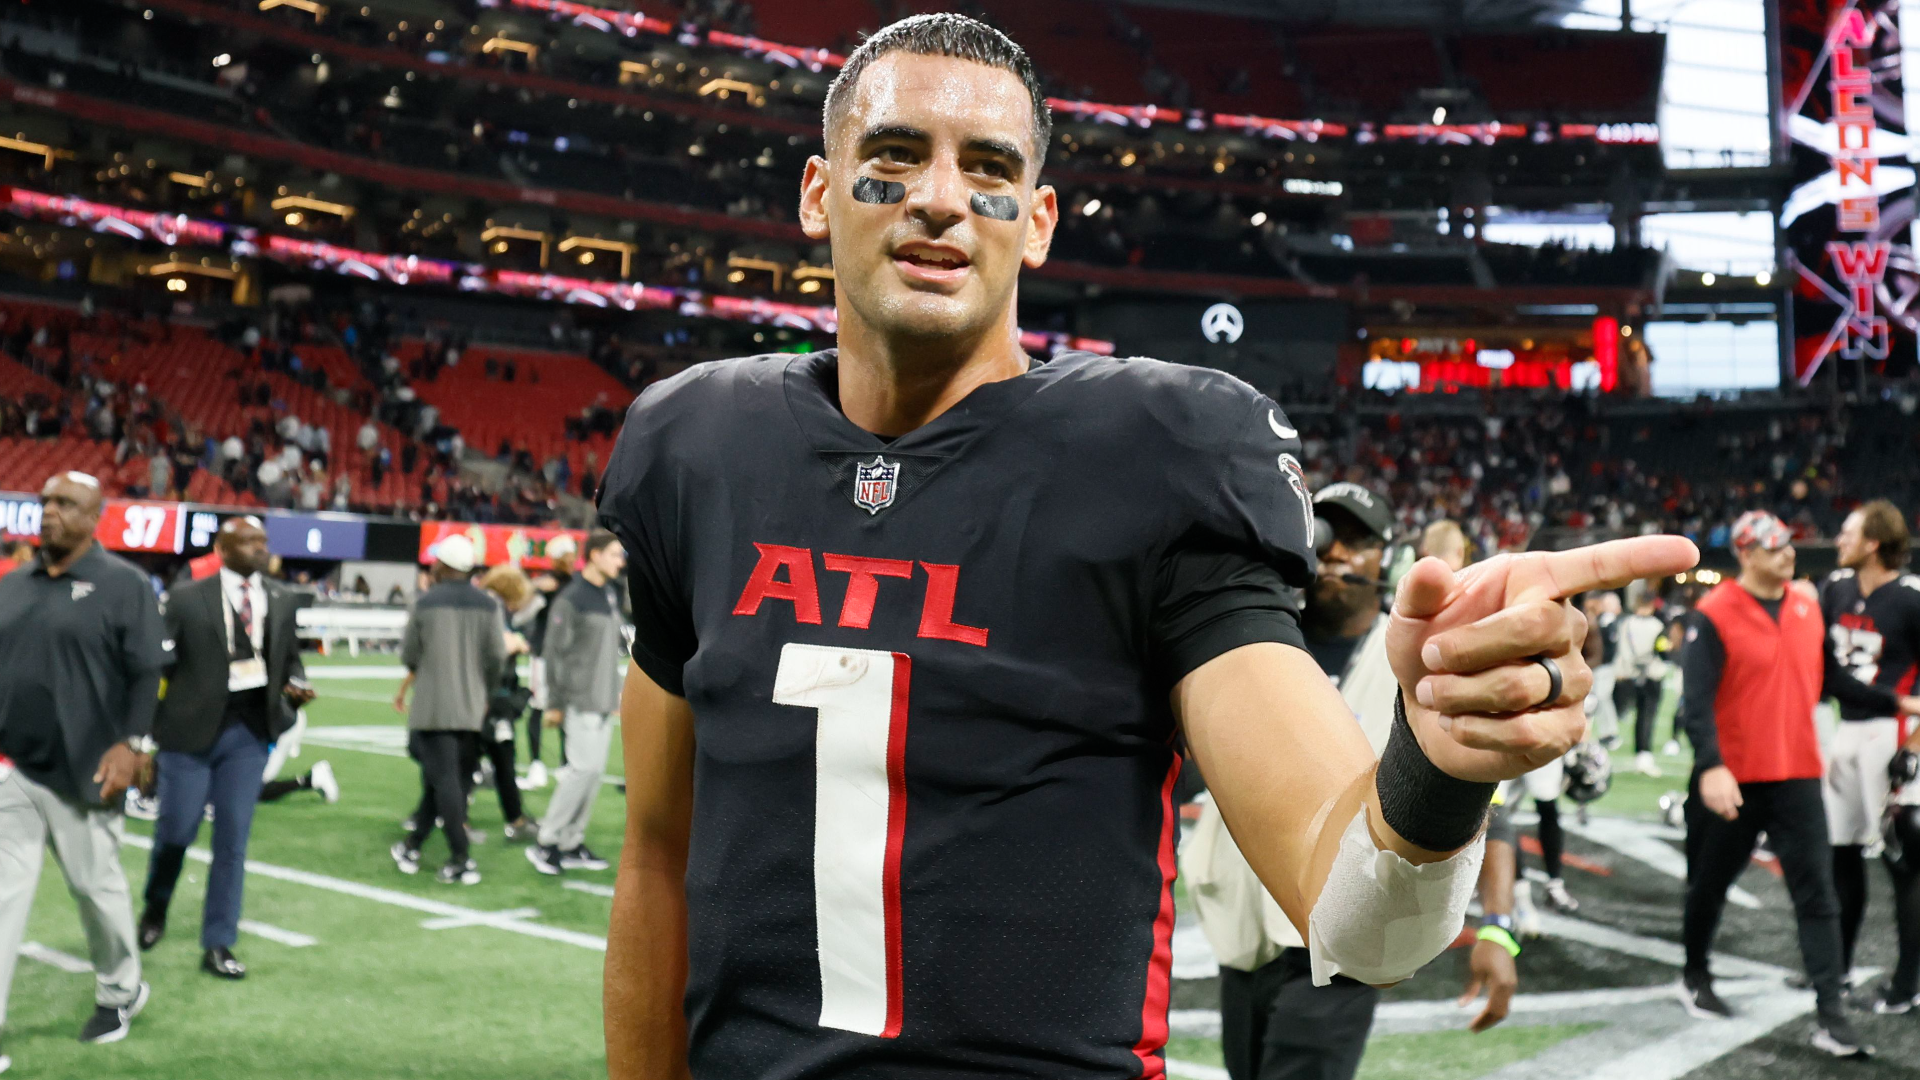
[823,13,1051,166]
[585,528,620,558]
[1858,499,1911,570]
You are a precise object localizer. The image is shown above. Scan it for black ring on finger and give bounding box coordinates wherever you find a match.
[1531,655,1563,710]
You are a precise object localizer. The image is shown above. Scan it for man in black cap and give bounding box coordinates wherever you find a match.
[1193,481,1405,1080]
[0,471,167,1055]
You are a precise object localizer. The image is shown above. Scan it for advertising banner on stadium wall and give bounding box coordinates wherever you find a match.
[1780,0,1916,384]
[417,522,586,570]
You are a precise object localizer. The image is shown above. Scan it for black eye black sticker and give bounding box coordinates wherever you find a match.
[852,177,905,204]
[970,193,1020,221]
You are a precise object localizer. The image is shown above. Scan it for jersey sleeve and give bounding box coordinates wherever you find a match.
[1148,380,1317,683]
[596,380,698,697]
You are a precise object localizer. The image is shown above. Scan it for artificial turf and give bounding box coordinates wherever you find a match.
[7,661,1690,1079]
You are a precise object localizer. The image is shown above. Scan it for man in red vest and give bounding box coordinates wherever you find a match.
[1677,511,1904,1058]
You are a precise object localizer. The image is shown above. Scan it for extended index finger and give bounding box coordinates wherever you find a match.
[1519,535,1699,602]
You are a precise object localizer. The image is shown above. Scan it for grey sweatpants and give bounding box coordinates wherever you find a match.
[0,766,143,1030]
[537,709,613,852]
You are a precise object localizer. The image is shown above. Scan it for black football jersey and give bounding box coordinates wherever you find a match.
[598,350,1315,1079]
[1820,568,1920,720]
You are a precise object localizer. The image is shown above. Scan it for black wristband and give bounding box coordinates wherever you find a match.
[1375,690,1496,852]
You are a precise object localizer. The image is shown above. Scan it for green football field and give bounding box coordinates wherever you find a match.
[7,657,1693,1080]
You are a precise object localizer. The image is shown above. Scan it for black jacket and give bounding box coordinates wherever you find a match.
[157,573,308,754]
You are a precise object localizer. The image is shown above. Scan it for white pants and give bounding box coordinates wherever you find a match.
[0,766,143,1028]
[537,710,613,851]
[1588,663,1619,745]
[1825,718,1914,848]
[1515,756,1565,803]
[263,708,307,782]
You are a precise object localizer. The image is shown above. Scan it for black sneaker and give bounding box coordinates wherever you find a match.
[1873,987,1920,1015]
[525,844,562,876]
[390,842,421,875]
[1679,970,1733,1019]
[559,845,609,871]
[78,981,150,1043]
[436,859,481,885]
[1811,1010,1874,1058]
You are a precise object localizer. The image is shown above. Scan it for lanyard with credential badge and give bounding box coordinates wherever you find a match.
[223,577,268,691]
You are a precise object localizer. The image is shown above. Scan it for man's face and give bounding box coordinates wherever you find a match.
[1835,511,1875,571]
[38,476,101,555]
[218,520,270,577]
[801,53,1058,346]
[590,540,627,580]
[1424,534,1467,573]
[1311,516,1384,621]
[1738,542,1796,587]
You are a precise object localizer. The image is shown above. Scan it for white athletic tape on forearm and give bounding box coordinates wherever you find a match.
[1306,809,1484,987]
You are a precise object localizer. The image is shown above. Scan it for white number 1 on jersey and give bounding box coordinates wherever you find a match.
[773,643,911,1039]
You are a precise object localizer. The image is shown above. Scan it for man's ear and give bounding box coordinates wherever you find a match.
[1022,184,1059,269]
[800,156,832,241]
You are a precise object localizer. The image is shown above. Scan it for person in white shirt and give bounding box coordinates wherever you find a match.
[1615,592,1669,776]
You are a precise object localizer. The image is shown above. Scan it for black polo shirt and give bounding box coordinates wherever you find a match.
[0,543,168,804]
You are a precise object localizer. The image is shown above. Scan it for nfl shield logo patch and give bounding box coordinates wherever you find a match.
[853,455,899,515]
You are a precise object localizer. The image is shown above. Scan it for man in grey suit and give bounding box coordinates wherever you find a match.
[526,530,626,876]
[391,534,506,885]
[140,516,315,979]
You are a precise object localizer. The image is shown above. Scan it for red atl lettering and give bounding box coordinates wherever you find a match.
[733,543,822,624]
[733,546,991,646]
[916,563,991,647]
[823,554,914,630]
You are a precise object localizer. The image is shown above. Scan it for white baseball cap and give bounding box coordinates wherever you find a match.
[432,534,477,573]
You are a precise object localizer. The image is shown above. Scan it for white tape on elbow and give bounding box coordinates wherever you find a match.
[1305,808,1484,987]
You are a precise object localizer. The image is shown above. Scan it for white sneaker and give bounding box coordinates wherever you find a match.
[1543,877,1580,914]
[1662,740,1681,757]
[1635,751,1662,777]
[124,790,159,821]
[518,761,549,791]
[311,760,339,804]
[1514,880,1545,939]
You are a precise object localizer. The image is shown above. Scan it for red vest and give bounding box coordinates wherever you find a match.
[1696,581,1826,783]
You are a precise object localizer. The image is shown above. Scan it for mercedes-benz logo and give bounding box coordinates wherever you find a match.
[1202,302,1244,344]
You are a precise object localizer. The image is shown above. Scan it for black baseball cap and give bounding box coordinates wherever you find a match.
[1313,482,1394,545]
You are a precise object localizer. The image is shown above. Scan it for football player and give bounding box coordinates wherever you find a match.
[599,16,1696,1079]
[1821,500,1920,1013]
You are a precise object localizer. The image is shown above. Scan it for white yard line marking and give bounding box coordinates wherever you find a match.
[563,880,618,898]
[1556,985,1816,1080]
[20,941,91,974]
[420,907,541,931]
[1165,1059,1230,1080]
[123,834,607,952]
[299,725,629,787]
[1168,978,1787,1039]
[237,919,318,948]
[314,690,406,704]
[1172,918,1218,980]
[1535,912,1789,980]
[1563,815,1761,909]
[304,666,406,679]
